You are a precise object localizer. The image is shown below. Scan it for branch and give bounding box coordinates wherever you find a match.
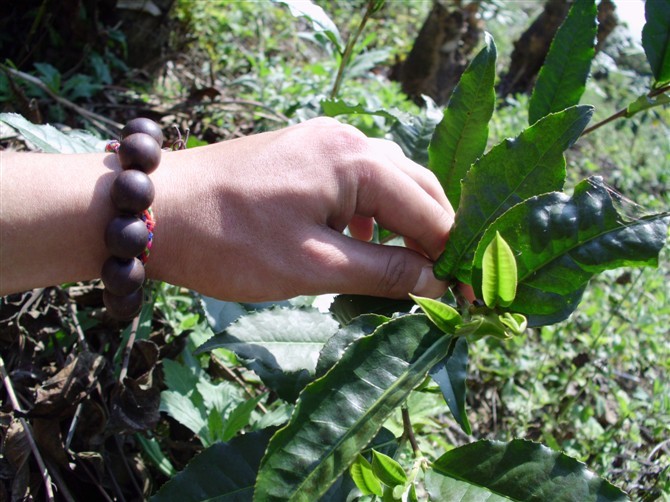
[401,406,420,456]
[1,65,123,136]
[580,83,670,136]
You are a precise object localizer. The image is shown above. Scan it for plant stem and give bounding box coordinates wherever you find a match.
[401,406,420,456]
[329,2,375,99]
[580,83,670,136]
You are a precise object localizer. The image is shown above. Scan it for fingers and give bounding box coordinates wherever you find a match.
[302,228,448,299]
[352,152,454,261]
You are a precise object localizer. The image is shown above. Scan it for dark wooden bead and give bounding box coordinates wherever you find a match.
[111,170,155,214]
[101,256,145,296]
[118,133,161,174]
[105,215,149,259]
[121,118,164,147]
[103,288,143,320]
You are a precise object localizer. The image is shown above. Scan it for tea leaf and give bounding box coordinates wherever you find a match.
[428,33,496,210]
[429,439,629,501]
[472,177,670,326]
[642,0,670,84]
[254,315,449,501]
[528,0,597,124]
[481,232,518,308]
[434,105,593,283]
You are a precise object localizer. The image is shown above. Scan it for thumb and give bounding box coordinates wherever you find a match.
[306,230,447,299]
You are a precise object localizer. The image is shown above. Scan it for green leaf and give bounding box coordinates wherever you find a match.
[472,176,670,326]
[481,232,518,308]
[429,337,471,435]
[162,358,200,396]
[642,0,670,84]
[159,390,209,444]
[390,98,443,166]
[329,295,414,326]
[221,393,266,441]
[272,0,343,52]
[0,112,105,153]
[528,0,597,124]
[254,315,450,501]
[196,308,338,402]
[409,294,462,334]
[434,105,594,283]
[150,429,274,502]
[431,439,629,501]
[136,435,176,478]
[321,98,408,123]
[626,91,670,117]
[316,314,389,377]
[428,33,496,210]
[371,450,407,487]
[350,454,383,496]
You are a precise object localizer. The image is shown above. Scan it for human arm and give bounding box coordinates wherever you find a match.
[0,118,453,300]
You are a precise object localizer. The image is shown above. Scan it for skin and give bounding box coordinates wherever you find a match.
[0,118,454,301]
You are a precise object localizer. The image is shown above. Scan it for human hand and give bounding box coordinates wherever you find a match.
[149,118,454,302]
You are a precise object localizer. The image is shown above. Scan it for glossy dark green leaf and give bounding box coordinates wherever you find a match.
[196,308,338,402]
[481,231,518,308]
[642,0,670,84]
[434,105,594,283]
[472,177,670,326]
[315,314,389,377]
[429,337,471,435]
[410,294,462,334]
[350,455,383,496]
[390,101,443,166]
[150,429,275,502]
[528,0,597,124]
[431,439,629,501]
[428,34,496,210]
[329,295,414,326]
[254,315,450,501]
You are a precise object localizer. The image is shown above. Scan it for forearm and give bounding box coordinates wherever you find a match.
[0,151,122,294]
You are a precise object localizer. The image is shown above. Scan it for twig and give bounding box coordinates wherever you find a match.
[119,315,140,383]
[0,354,55,501]
[401,407,420,456]
[211,353,268,414]
[648,439,670,461]
[65,403,83,450]
[580,83,670,137]
[0,65,123,136]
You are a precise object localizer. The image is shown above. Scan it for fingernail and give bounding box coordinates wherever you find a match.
[412,265,447,298]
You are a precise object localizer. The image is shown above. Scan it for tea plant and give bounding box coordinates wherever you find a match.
[146,0,669,500]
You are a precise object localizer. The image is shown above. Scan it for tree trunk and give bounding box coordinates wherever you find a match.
[498,0,617,98]
[392,1,484,106]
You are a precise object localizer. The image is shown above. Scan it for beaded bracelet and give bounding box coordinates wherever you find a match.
[102,118,163,320]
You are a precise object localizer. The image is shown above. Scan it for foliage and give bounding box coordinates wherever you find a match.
[2,1,669,501]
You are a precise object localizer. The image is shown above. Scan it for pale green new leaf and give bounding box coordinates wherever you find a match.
[428,33,497,210]
[371,450,407,487]
[254,315,450,501]
[528,0,597,124]
[481,231,518,308]
[350,455,383,496]
[409,294,462,334]
[430,439,628,501]
[642,0,670,84]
